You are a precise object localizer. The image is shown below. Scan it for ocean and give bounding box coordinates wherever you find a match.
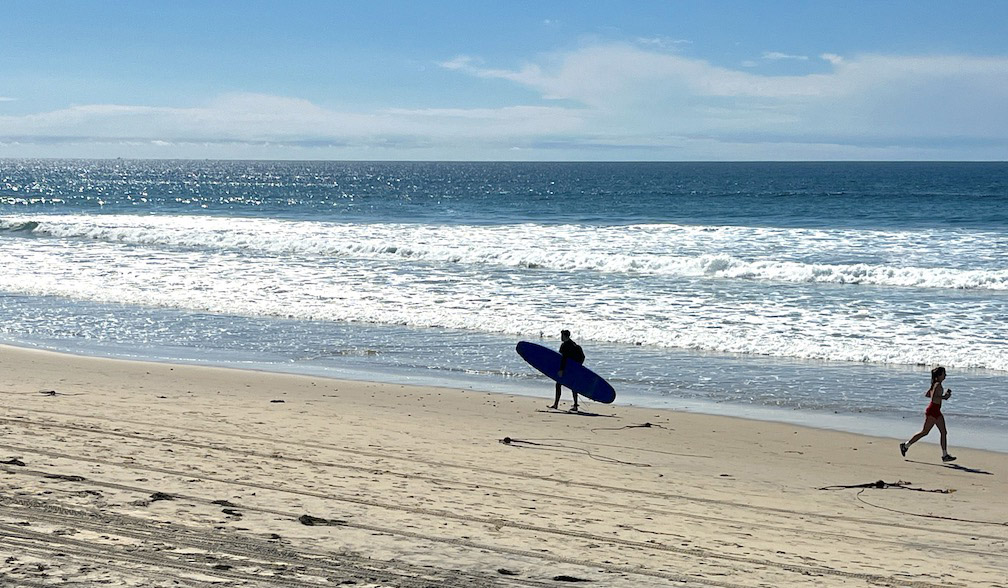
[2,160,1006,451]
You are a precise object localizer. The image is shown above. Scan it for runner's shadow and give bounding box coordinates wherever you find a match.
[535,409,617,418]
[905,459,993,475]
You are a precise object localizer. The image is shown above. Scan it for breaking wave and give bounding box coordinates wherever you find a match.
[4,214,1007,290]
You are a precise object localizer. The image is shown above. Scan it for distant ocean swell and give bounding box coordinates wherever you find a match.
[2,213,1005,372]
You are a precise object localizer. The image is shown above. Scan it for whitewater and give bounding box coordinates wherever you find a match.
[2,212,1006,371]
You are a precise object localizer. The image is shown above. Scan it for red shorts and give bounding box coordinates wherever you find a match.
[925,403,943,419]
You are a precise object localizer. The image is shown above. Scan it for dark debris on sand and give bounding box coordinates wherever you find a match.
[43,474,86,482]
[298,514,347,527]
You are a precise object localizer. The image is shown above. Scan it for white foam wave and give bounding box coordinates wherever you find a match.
[4,214,1007,291]
[2,213,1007,372]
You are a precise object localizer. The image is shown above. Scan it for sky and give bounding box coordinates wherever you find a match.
[1,1,1007,161]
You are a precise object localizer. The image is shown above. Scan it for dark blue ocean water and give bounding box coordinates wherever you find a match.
[4,160,1006,227]
[2,160,1006,450]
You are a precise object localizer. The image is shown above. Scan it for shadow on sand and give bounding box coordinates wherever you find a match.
[535,408,617,418]
[905,459,993,476]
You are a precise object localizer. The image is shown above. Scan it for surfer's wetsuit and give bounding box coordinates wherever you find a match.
[558,339,585,371]
[550,331,586,411]
[555,339,585,409]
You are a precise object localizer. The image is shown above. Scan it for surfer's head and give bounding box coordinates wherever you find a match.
[560,329,571,341]
[931,366,946,384]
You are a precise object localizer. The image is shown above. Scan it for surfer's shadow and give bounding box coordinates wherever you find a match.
[535,409,617,418]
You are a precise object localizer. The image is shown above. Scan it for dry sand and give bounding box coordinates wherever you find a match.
[1,344,1006,587]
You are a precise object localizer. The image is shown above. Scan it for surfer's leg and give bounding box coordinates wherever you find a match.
[571,390,579,411]
[550,381,561,409]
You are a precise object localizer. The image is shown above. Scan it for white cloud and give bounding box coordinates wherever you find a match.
[0,97,15,102]
[439,43,1008,144]
[437,55,477,71]
[0,92,586,148]
[2,43,1007,160]
[762,51,809,61]
[442,44,835,105]
[636,37,692,50]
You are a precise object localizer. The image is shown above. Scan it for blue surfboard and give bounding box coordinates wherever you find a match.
[516,341,616,404]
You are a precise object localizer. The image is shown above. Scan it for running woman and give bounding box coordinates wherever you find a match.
[901,366,956,462]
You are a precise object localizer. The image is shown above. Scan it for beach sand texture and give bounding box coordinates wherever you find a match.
[1,344,1006,587]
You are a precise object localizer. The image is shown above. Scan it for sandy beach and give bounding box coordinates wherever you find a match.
[1,344,1005,587]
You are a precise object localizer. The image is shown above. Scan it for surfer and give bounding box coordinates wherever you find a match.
[549,329,585,412]
[900,366,956,462]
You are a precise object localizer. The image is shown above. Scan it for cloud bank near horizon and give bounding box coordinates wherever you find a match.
[2,43,1006,160]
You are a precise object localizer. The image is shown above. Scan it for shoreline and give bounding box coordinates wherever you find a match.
[2,343,1007,586]
[5,339,1007,455]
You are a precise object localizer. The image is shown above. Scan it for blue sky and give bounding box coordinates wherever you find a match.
[2,1,1007,160]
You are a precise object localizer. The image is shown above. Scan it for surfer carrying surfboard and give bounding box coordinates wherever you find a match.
[549,329,586,412]
[515,337,614,407]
